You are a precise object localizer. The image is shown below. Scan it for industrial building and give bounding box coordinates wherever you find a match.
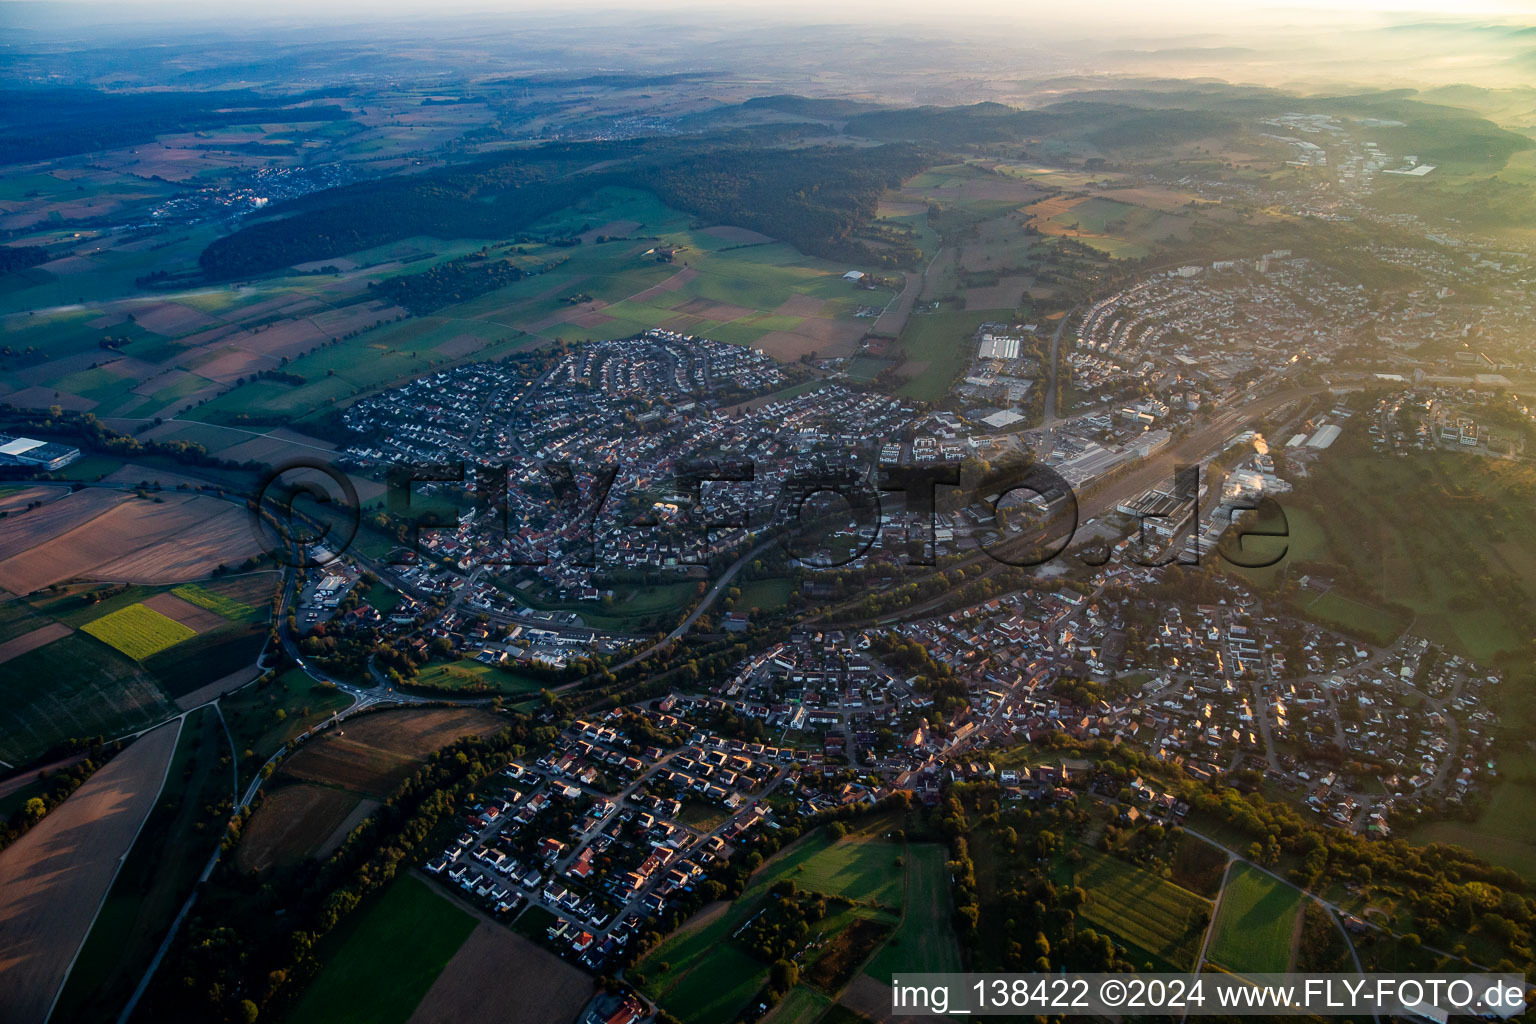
[0,434,81,471]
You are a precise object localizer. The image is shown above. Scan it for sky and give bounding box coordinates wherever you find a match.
[4,0,1535,23]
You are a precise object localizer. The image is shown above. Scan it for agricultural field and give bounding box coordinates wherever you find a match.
[0,490,261,595]
[862,843,963,978]
[234,782,374,872]
[894,309,996,402]
[171,580,260,619]
[277,707,503,798]
[1022,195,1190,259]
[80,602,196,660]
[52,707,232,1024]
[640,817,948,1024]
[406,922,591,1024]
[1207,863,1304,974]
[0,630,174,764]
[235,707,500,871]
[287,876,477,1024]
[1073,849,1211,971]
[221,668,353,786]
[0,721,180,1024]
[767,985,833,1024]
[157,187,890,431]
[1410,748,1536,876]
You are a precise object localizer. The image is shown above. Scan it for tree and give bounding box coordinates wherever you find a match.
[23,797,46,822]
[238,999,259,1024]
[827,821,848,840]
[771,959,799,992]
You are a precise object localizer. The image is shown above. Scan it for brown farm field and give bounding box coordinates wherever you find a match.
[406,921,591,1024]
[0,720,179,1024]
[284,709,503,798]
[237,708,499,870]
[0,622,71,665]
[280,708,503,797]
[140,591,225,632]
[0,493,260,594]
[234,783,368,872]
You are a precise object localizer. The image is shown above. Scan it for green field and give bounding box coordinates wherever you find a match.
[735,577,793,615]
[1074,849,1211,970]
[0,632,174,763]
[222,668,352,785]
[769,986,833,1024]
[863,843,963,979]
[286,876,476,1024]
[1410,749,1536,876]
[1299,591,1407,647]
[53,707,232,1024]
[80,603,196,661]
[515,578,699,631]
[177,187,886,430]
[143,621,267,699]
[780,831,906,908]
[896,310,994,402]
[363,581,401,614]
[641,817,948,1024]
[410,659,550,696]
[1243,450,1536,662]
[650,942,769,1024]
[172,582,258,620]
[1207,864,1304,974]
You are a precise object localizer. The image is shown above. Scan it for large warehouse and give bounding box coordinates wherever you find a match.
[0,434,82,471]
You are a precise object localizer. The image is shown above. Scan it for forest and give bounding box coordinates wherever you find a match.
[0,87,352,164]
[197,130,928,279]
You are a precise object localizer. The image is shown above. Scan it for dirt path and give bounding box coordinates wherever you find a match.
[0,719,180,1024]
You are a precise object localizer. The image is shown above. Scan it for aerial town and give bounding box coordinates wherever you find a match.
[3,8,1536,1024]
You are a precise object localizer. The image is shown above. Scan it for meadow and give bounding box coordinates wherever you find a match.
[286,876,477,1024]
[640,816,957,1024]
[1409,748,1536,877]
[1230,446,1536,662]
[1207,864,1304,974]
[862,843,963,978]
[894,309,995,402]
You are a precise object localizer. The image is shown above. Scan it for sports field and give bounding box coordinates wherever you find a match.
[1207,864,1303,974]
[1074,849,1211,970]
[410,659,550,696]
[287,876,477,1024]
